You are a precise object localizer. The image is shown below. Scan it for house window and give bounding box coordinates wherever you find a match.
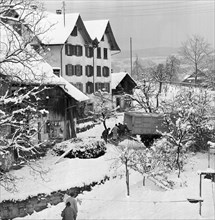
[71,26,77,36]
[75,82,83,92]
[65,44,75,56]
[97,66,101,77]
[85,65,93,77]
[75,65,82,76]
[85,46,93,58]
[65,64,74,76]
[103,48,108,59]
[95,82,102,91]
[102,66,109,77]
[53,68,61,77]
[76,45,83,56]
[65,44,82,56]
[97,47,101,58]
[86,82,94,94]
[103,83,110,93]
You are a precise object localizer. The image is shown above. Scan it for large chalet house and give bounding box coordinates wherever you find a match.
[30,11,121,96]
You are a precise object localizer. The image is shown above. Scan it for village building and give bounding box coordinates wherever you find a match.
[0,23,89,143]
[111,72,137,111]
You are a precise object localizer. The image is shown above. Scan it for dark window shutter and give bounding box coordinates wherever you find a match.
[65,44,69,55]
[90,47,93,57]
[65,65,68,75]
[75,65,82,76]
[80,83,83,91]
[90,82,94,93]
[71,45,75,55]
[90,66,94,76]
[95,83,98,91]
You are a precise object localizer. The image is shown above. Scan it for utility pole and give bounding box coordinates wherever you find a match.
[62,1,66,27]
[130,37,132,76]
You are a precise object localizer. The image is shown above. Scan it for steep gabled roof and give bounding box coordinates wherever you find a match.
[111,72,137,89]
[84,20,120,51]
[35,12,92,45]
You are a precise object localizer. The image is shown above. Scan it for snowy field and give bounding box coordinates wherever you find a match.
[1,113,214,220]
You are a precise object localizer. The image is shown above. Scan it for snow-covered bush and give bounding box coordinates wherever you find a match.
[53,138,106,159]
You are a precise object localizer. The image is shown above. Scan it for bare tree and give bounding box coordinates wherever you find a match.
[179,35,213,84]
[0,0,53,191]
[165,55,180,82]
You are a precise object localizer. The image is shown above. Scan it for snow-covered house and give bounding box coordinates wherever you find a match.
[28,11,120,96]
[0,23,89,142]
[111,72,137,110]
[84,19,120,95]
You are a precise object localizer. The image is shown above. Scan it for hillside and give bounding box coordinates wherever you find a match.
[112,47,179,73]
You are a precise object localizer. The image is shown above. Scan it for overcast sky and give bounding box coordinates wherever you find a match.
[41,0,215,52]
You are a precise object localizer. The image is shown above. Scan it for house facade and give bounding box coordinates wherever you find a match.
[33,12,120,95]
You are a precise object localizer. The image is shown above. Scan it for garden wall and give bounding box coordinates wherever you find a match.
[0,176,109,220]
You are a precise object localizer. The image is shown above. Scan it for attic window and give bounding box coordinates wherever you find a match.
[101,36,104,41]
[71,26,77,36]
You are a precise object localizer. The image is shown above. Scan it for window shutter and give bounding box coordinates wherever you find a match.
[90,66,94,76]
[85,66,89,76]
[68,64,73,76]
[65,65,68,75]
[95,83,98,91]
[90,82,94,93]
[71,45,75,55]
[90,47,93,58]
[65,44,69,55]
[75,65,82,76]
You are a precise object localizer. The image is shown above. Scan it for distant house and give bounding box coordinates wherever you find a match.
[111,72,137,110]
[0,23,89,143]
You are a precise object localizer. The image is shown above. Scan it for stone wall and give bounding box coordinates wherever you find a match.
[0,176,109,220]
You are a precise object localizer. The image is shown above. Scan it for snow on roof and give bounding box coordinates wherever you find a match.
[38,12,80,45]
[84,20,109,42]
[84,19,120,51]
[59,77,89,102]
[0,24,89,102]
[111,72,136,89]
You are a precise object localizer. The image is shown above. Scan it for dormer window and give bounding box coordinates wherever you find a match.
[71,26,78,36]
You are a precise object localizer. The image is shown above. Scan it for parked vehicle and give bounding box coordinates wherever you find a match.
[124,111,166,147]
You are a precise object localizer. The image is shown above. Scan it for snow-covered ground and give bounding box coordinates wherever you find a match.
[2,113,215,219]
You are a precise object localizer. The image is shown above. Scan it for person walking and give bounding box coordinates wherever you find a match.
[101,127,110,143]
[61,202,76,220]
[66,192,78,220]
[111,124,119,141]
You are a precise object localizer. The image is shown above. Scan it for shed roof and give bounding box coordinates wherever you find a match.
[84,20,120,51]
[111,72,136,89]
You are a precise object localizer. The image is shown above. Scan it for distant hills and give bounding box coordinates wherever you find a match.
[112,47,179,73]
[113,47,179,60]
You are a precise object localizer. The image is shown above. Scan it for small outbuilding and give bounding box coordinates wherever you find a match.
[111,72,137,111]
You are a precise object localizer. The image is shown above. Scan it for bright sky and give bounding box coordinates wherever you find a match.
[41,0,215,52]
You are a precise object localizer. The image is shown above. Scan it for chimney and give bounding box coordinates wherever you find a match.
[56,9,62,14]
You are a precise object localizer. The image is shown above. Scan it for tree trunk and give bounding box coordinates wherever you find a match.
[142,175,146,186]
[125,160,130,196]
[176,145,181,178]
